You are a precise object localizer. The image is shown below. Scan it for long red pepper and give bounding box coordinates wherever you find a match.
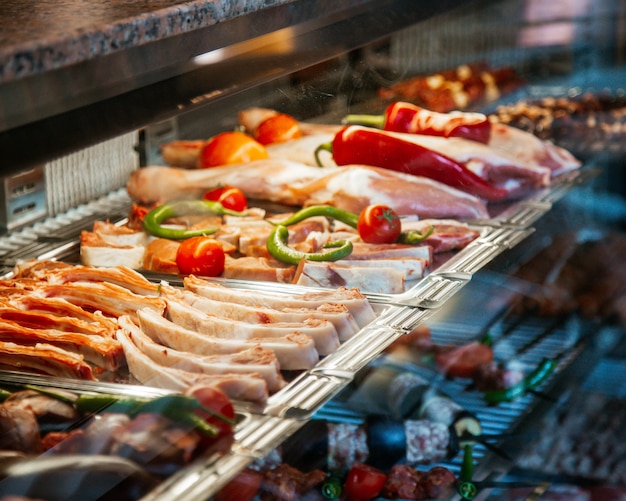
[344,101,492,144]
[316,125,508,202]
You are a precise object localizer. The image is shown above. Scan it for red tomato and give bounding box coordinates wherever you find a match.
[214,469,263,501]
[435,342,494,379]
[202,186,248,211]
[186,385,236,435]
[175,237,225,277]
[357,204,402,244]
[343,463,387,501]
[254,113,302,145]
[197,131,268,168]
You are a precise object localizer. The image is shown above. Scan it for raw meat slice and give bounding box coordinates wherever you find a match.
[120,315,284,392]
[0,341,95,380]
[162,285,360,342]
[80,231,145,270]
[137,308,319,370]
[183,276,377,328]
[126,162,489,221]
[164,296,340,355]
[116,319,268,402]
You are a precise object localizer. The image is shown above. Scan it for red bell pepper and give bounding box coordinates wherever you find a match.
[344,101,492,144]
[316,125,508,202]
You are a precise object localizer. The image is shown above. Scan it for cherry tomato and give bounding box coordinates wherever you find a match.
[197,131,269,168]
[187,385,236,435]
[254,113,303,145]
[435,342,494,379]
[214,469,263,501]
[357,204,402,244]
[202,186,248,211]
[176,236,225,277]
[343,463,387,501]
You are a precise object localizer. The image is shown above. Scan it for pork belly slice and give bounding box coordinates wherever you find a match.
[116,321,268,403]
[137,308,319,370]
[295,261,406,294]
[0,341,95,380]
[0,318,124,371]
[80,231,146,270]
[222,255,296,283]
[126,162,489,221]
[165,296,340,355]
[349,242,433,264]
[162,286,360,342]
[0,307,112,338]
[91,220,149,247]
[118,315,284,392]
[488,122,581,177]
[7,296,118,334]
[183,275,377,328]
[32,282,165,321]
[401,219,481,253]
[17,260,160,297]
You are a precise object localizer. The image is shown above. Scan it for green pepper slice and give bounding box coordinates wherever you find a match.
[143,200,246,240]
[271,204,359,229]
[267,225,353,265]
[484,358,556,404]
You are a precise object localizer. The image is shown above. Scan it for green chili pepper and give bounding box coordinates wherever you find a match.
[484,358,556,404]
[314,142,334,167]
[138,395,220,436]
[396,225,435,245]
[0,388,12,402]
[271,205,359,229]
[267,224,353,265]
[75,393,150,414]
[143,200,246,240]
[321,475,342,499]
[458,444,478,499]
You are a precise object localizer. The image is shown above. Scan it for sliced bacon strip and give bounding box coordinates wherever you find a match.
[137,308,319,371]
[164,296,340,355]
[117,318,268,402]
[183,276,377,328]
[120,314,284,392]
[0,341,95,380]
[163,286,359,342]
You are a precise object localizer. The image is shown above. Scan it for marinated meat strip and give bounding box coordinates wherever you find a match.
[0,317,123,371]
[136,307,319,370]
[260,463,327,501]
[127,162,489,221]
[0,342,95,380]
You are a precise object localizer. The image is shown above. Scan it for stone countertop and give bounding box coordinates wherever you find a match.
[0,0,294,84]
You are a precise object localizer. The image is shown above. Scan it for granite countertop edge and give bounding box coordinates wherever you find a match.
[0,0,296,85]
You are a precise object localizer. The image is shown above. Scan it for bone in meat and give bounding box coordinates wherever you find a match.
[118,315,284,392]
[401,219,481,253]
[0,341,95,380]
[164,297,340,355]
[126,161,489,221]
[183,276,377,328]
[163,285,360,342]
[116,319,268,402]
[137,308,319,370]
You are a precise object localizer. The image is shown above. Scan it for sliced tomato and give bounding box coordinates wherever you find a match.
[214,469,263,501]
[197,131,268,168]
[175,236,225,277]
[343,463,387,501]
[357,204,402,244]
[254,113,302,145]
[435,341,494,379]
[202,186,248,211]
